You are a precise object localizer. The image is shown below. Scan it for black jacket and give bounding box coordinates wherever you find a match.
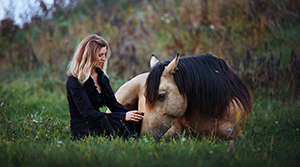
[66,68,131,139]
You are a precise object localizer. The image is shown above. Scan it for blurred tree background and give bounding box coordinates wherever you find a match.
[0,0,299,102]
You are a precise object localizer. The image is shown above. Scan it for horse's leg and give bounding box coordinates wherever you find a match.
[162,119,183,137]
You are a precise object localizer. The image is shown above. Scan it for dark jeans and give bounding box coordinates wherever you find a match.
[72,120,143,140]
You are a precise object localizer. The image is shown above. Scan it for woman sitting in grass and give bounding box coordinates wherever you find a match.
[66,34,143,140]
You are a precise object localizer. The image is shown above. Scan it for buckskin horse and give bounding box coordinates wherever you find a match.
[108,54,252,139]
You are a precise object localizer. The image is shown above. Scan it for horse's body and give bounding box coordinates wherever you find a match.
[141,54,252,139]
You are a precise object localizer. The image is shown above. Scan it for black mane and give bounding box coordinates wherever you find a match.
[145,53,251,117]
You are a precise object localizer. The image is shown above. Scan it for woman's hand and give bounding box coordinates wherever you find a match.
[125,110,143,122]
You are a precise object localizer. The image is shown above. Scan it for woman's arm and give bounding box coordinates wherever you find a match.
[99,75,130,113]
[67,76,126,123]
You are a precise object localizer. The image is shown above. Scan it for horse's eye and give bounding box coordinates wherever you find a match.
[158,92,167,101]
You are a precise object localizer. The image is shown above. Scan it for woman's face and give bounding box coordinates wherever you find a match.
[95,46,107,69]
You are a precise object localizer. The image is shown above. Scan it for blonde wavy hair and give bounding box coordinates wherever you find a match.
[67,34,111,84]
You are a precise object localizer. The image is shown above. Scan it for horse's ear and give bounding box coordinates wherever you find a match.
[150,54,160,68]
[165,53,179,74]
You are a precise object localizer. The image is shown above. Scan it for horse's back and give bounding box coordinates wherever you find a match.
[106,72,148,113]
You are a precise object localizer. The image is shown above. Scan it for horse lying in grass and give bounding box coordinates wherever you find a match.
[108,54,252,139]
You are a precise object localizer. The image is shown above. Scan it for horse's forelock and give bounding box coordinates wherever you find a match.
[145,61,171,107]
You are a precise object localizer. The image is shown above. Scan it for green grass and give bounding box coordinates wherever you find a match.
[0,71,299,167]
[1,0,299,166]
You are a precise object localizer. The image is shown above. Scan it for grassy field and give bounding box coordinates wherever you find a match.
[0,70,299,167]
[0,0,299,166]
